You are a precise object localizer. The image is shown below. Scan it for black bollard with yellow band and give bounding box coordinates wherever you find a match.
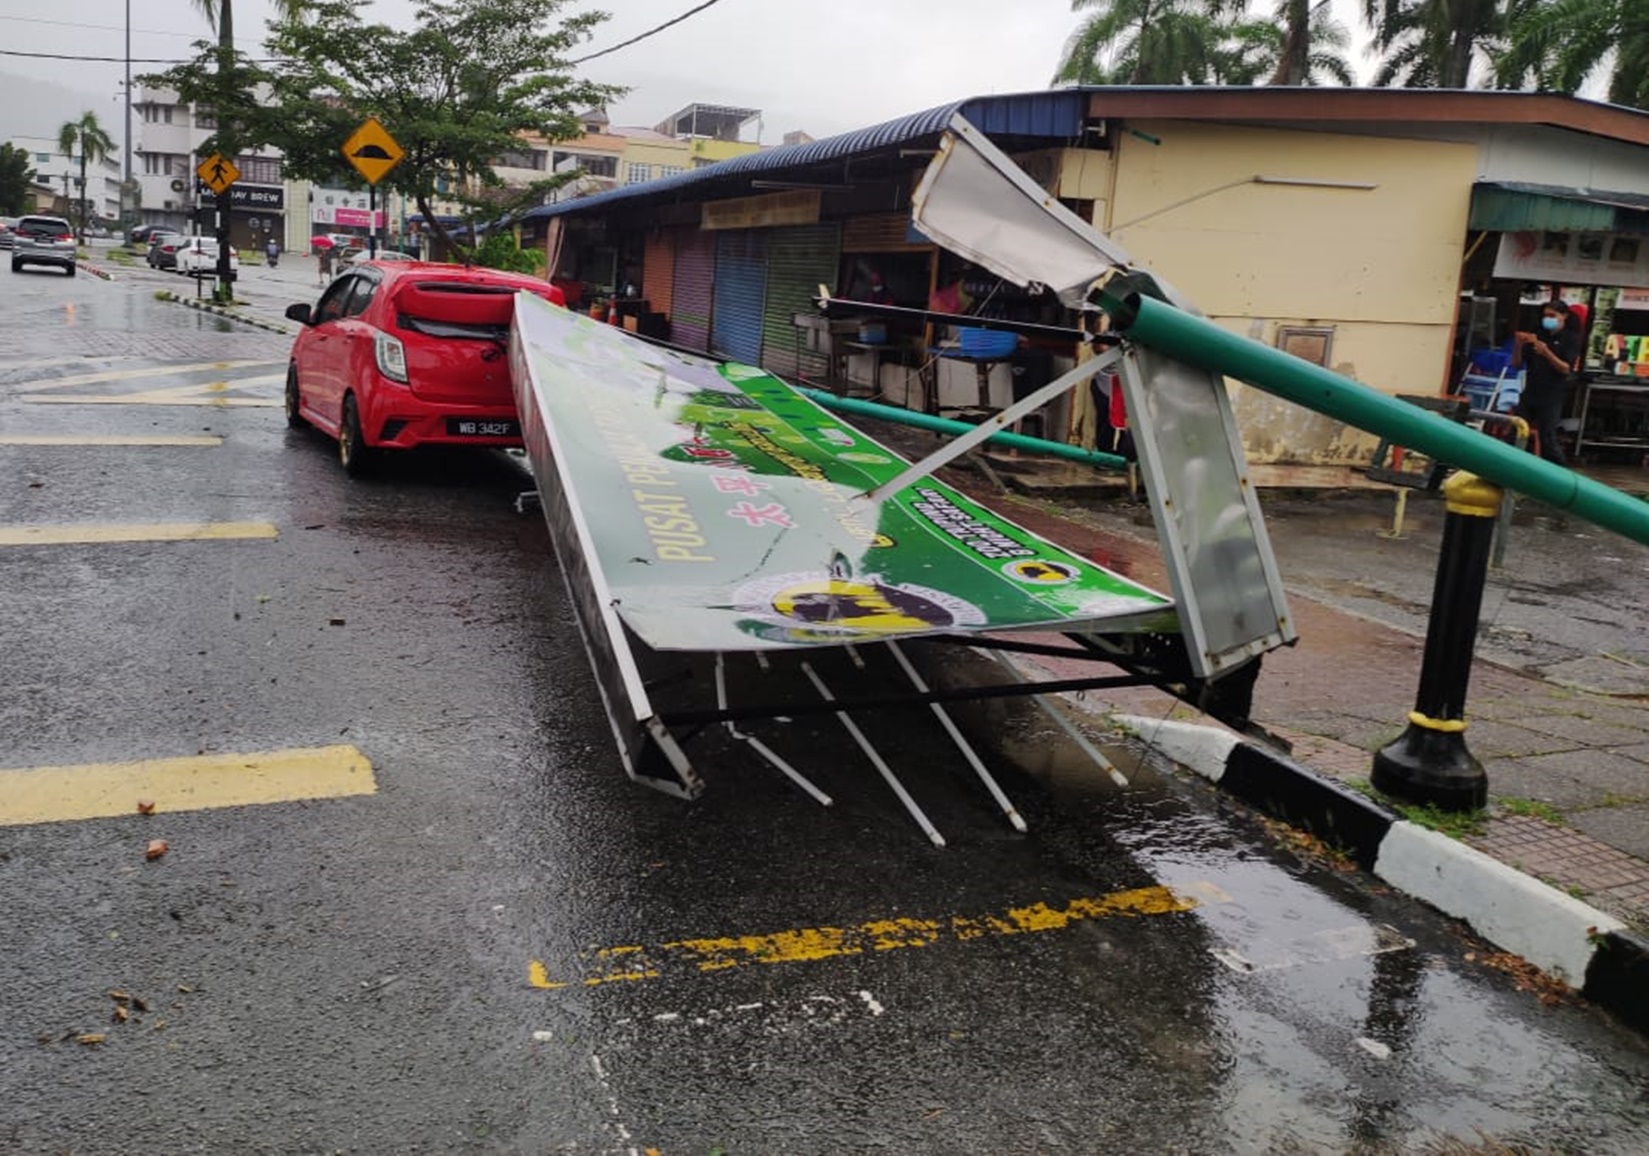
[1372,471,1502,811]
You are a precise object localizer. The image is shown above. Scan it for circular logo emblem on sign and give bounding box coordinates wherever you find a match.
[1003,558,1080,585]
[735,573,984,636]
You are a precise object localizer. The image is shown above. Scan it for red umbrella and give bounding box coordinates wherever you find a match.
[310,236,335,249]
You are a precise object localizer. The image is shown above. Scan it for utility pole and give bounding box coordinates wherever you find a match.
[124,0,133,230]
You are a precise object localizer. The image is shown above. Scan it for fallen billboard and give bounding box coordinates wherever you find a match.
[510,291,1172,653]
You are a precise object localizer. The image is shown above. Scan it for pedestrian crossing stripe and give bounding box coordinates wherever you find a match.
[0,434,223,446]
[23,374,284,407]
[0,745,375,827]
[16,360,281,391]
[0,522,278,546]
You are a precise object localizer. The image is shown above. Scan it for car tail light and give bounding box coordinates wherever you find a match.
[373,329,408,383]
[55,232,73,242]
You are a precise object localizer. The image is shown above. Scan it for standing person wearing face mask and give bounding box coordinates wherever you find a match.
[1514,300,1580,466]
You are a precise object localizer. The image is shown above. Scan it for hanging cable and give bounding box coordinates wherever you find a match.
[568,0,727,65]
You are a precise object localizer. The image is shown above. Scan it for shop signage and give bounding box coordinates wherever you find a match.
[198,184,285,211]
[509,291,1169,653]
[334,206,385,228]
[1494,230,1649,288]
[701,189,821,231]
[1621,288,1649,310]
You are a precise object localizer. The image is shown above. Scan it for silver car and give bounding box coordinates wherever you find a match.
[11,215,76,276]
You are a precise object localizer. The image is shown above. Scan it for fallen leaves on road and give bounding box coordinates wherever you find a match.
[136,799,156,815]
[1471,950,1574,1006]
[76,1034,106,1046]
[145,839,169,861]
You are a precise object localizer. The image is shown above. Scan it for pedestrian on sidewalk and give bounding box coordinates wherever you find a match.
[1514,299,1579,467]
[316,243,335,287]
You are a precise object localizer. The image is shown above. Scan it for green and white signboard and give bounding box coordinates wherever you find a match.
[511,292,1171,654]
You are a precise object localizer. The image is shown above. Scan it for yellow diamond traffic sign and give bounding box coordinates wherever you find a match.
[341,117,404,186]
[196,153,240,196]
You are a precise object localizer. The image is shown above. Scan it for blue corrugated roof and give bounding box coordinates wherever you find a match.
[522,89,1089,223]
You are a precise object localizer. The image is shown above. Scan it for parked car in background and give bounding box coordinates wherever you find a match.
[175,237,240,278]
[11,215,77,275]
[283,262,566,475]
[340,247,416,267]
[0,217,18,250]
[146,232,186,269]
[129,223,165,247]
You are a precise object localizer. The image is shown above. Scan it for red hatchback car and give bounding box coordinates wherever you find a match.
[283,262,566,474]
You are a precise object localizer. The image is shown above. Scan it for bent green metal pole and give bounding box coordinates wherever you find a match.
[1103,291,1649,549]
[798,388,1129,471]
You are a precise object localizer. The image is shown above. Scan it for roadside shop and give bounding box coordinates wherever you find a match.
[1457,183,1649,461]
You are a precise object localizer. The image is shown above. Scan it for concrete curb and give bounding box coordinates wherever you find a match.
[80,262,114,281]
[1113,712,1649,1033]
[158,294,291,336]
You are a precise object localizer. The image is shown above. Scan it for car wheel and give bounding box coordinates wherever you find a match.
[284,366,307,429]
[339,394,372,477]
[9,260,18,273]
[65,265,75,276]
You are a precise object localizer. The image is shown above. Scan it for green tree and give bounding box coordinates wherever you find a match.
[261,0,621,259]
[58,112,115,241]
[1362,0,1506,88]
[1497,0,1649,109]
[0,143,37,216]
[1054,0,1240,85]
[183,0,311,298]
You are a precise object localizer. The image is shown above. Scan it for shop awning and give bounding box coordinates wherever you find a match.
[1470,181,1649,235]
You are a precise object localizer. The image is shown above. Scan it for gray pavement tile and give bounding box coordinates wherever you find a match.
[1513,712,1649,748]
[1484,762,1607,809]
[1566,804,1649,864]
[1612,743,1649,767]
[1570,700,1649,731]
[1465,719,1586,759]
[1491,749,1649,807]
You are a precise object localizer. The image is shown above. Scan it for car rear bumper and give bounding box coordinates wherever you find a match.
[365,400,523,449]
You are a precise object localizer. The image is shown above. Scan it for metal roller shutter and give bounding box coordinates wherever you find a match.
[642,229,675,319]
[712,230,767,367]
[670,229,715,352]
[760,223,841,380]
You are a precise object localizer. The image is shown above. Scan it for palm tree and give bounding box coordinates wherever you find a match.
[1361,0,1506,88]
[58,112,115,242]
[1264,0,1355,84]
[1055,0,1242,85]
[1497,0,1649,110]
[187,0,307,298]
[1216,0,1355,84]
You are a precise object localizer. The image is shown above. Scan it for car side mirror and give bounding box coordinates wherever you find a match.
[285,303,313,325]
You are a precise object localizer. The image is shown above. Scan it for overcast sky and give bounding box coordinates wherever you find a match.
[0,0,1385,155]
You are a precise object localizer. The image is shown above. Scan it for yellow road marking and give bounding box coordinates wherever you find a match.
[528,884,1202,990]
[0,522,277,546]
[18,360,279,391]
[25,396,281,408]
[24,375,284,409]
[0,745,375,827]
[0,434,223,446]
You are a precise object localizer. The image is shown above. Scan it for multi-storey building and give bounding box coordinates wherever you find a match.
[131,85,286,250]
[10,135,122,224]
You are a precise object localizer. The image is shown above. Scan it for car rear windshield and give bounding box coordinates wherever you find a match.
[394,281,535,340]
[20,218,70,235]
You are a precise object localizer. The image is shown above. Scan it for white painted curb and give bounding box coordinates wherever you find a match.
[1375,821,1626,985]
[1111,715,1238,783]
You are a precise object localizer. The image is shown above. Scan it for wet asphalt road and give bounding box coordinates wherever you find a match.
[3,260,1649,1153]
